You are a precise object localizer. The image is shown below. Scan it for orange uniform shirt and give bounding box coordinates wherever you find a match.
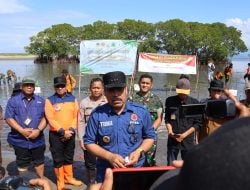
[45,93,78,132]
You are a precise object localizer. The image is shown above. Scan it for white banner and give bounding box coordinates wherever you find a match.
[138,53,197,74]
[80,40,138,75]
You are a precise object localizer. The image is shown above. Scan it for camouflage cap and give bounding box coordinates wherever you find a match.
[22,78,35,85]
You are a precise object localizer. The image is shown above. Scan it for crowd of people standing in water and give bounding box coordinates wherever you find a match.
[0,69,17,86]
[0,65,250,190]
[207,59,233,87]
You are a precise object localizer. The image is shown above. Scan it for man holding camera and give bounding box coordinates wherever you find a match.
[198,80,231,141]
[165,78,201,165]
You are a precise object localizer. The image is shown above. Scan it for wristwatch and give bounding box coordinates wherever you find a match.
[37,127,43,132]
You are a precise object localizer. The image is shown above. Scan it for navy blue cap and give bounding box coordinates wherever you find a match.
[103,71,126,88]
[54,76,66,86]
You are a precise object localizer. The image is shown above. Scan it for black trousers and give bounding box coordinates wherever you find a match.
[49,131,75,168]
[84,149,96,170]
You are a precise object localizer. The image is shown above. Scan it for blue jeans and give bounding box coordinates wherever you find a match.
[167,147,188,166]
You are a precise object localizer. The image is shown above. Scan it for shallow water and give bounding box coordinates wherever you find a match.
[0,58,249,151]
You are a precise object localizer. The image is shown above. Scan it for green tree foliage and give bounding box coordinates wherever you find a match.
[156,19,190,54]
[115,19,155,40]
[25,19,248,63]
[79,21,116,40]
[25,23,81,62]
[115,19,156,52]
[139,38,160,53]
[155,20,248,62]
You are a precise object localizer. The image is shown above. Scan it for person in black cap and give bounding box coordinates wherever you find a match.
[207,79,225,100]
[198,79,232,141]
[164,78,202,166]
[4,78,47,178]
[84,71,155,188]
[45,76,82,190]
[61,69,76,94]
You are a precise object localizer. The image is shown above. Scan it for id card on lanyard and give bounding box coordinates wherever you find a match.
[23,99,33,127]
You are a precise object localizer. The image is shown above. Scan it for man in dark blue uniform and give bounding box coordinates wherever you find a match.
[5,78,46,177]
[84,71,155,185]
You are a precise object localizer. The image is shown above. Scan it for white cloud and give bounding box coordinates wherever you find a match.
[0,0,30,14]
[225,18,250,48]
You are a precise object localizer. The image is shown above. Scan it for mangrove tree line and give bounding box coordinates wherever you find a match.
[25,19,248,63]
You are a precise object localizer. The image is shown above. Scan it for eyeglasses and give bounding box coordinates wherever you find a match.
[128,123,138,144]
[55,85,66,88]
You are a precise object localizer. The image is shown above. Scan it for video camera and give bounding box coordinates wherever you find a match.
[179,99,236,119]
[206,99,236,118]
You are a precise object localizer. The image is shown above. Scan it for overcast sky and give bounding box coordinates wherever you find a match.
[0,0,249,53]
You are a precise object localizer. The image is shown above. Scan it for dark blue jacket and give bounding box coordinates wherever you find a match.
[5,92,45,149]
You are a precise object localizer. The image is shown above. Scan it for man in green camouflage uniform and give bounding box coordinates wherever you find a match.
[129,74,163,166]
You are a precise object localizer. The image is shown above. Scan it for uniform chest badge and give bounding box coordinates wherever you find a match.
[131,113,138,121]
[103,136,110,143]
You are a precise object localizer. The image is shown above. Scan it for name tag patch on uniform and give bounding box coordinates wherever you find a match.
[100,121,113,127]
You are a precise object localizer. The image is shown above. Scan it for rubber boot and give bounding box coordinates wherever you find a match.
[63,164,83,186]
[54,167,65,190]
